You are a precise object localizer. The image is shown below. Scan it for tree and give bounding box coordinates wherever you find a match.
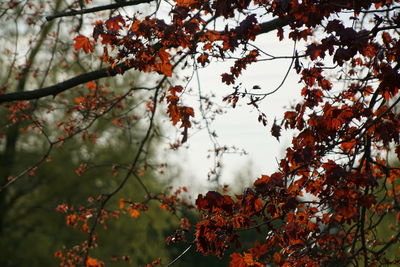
[0,132,176,266]
[1,0,400,266]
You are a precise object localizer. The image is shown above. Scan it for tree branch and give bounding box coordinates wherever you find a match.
[0,17,291,104]
[259,17,291,34]
[0,62,133,103]
[45,0,154,21]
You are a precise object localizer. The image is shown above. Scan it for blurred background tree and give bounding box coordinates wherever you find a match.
[0,1,237,265]
[0,1,229,266]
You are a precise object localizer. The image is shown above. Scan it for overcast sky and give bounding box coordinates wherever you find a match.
[162,31,305,193]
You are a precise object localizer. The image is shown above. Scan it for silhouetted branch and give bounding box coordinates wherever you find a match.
[46,0,154,21]
[0,62,133,103]
[259,17,291,34]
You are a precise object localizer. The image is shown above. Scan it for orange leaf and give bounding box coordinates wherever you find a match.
[273,252,282,264]
[158,48,170,63]
[74,96,85,104]
[86,257,102,267]
[119,198,125,209]
[131,20,140,32]
[73,35,94,54]
[197,53,210,67]
[341,139,356,151]
[130,209,140,218]
[160,203,169,211]
[86,81,96,91]
[230,253,246,267]
[155,62,173,77]
[105,15,125,31]
[382,32,392,45]
[175,0,198,7]
[202,30,221,42]
[254,199,263,212]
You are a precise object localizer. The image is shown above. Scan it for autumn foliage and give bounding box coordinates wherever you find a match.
[2,0,400,266]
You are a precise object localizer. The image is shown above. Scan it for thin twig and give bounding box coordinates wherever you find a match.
[166,244,193,266]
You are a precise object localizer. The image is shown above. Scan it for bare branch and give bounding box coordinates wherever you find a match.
[259,17,291,34]
[0,62,133,103]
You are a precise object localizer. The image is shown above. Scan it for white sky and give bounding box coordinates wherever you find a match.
[163,32,305,192]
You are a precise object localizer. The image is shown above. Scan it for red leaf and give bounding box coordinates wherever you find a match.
[175,0,198,8]
[221,73,235,85]
[230,253,246,267]
[196,191,228,212]
[154,62,173,77]
[158,48,170,63]
[197,53,210,67]
[73,35,94,54]
[105,15,125,31]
